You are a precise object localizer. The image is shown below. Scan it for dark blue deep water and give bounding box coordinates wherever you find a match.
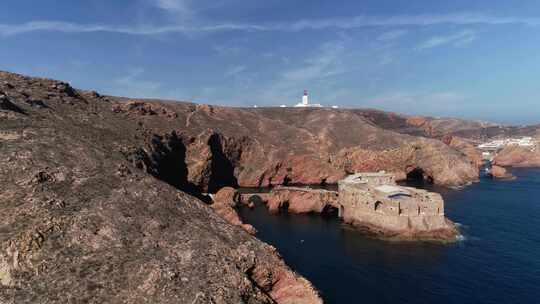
[238,169,540,304]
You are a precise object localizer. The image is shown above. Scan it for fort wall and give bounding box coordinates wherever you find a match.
[338,172,456,240]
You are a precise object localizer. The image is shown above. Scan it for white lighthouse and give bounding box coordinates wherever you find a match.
[302,89,309,106]
[295,90,322,107]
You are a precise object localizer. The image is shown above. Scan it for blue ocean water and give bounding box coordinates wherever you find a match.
[238,169,540,304]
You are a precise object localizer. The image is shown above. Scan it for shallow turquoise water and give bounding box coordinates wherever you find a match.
[238,169,540,304]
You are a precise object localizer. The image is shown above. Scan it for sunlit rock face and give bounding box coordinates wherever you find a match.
[494,146,540,168]
[264,186,340,214]
[1,69,493,302]
[487,165,515,180]
[111,99,479,190]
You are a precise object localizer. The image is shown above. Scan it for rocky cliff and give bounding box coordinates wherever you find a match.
[0,70,485,302]
[493,146,540,167]
[443,136,483,169]
[111,100,479,190]
[265,187,339,214]
[0,71,321,303]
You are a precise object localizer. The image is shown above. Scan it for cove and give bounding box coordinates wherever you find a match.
[238,168,540,304]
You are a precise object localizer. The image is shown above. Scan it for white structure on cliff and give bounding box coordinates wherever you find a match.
[294,90,322,108]
[478,137,535,150]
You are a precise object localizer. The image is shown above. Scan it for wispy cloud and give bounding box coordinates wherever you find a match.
[224,65,246,77]
[150,0,196,20]
[0,13,538,37]
[416,30,476,50]
[282,42,347,81]
[377,29,409,41]
[153,0,190,12]
[0,21,267,37]
[276,13,540,31]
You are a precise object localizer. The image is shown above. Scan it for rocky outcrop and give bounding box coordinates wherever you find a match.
[0,70,491,302]
[211,187,257,234]
[334,139,479,187]
[0,92,25,114]
[493,146,540,167]
[487,165,515,180]
[0,71,322,304]
[265,187,339,214]
[443,136,483,169]
[112,100,178,119]
[108,97,479,189]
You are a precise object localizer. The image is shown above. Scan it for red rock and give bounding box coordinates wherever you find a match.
[118,102,480,190]
[211,187,256,235]
[334,139,479,187]
[493,146,540,167]
[444,136,483,169]
[113,100,178,119]
[213,186,239,207]
[406,116,428,127]
[265,187,339,214]
[1,70,326,304]
[488,165,514,179]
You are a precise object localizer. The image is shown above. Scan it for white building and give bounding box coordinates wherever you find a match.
[478,137,535,150]
[294,90,323,108]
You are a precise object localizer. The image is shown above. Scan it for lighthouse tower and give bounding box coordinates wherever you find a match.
[294,89,322,107]
[302,89,309,106]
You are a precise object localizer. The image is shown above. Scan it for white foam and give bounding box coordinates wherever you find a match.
[456,234,466,242]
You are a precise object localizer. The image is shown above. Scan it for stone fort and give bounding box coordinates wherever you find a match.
[338,172,455,238]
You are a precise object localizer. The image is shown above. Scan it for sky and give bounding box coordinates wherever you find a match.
[1,0,540,124]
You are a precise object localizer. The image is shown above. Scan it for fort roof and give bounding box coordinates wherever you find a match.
[374,185,410,197]
[340,171,393,184]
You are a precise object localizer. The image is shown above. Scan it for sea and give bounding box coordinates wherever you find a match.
[238,168,540,304]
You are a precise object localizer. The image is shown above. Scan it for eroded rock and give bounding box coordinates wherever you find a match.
[494,146,540,167]
[265,186,339,214]
[0,70,322,304]
[488,165,515,180]
[211,187,257,235]
[0,93,25,114]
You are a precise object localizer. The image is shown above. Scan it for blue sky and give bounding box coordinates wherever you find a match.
[1,0,540,124]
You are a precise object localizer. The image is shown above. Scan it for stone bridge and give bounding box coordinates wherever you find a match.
[240,186,339,214]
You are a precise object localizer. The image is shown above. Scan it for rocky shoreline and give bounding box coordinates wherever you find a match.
[3,70,537,302]
[0,71,323,304]
[493,146,540,168]
[236,173,459,243]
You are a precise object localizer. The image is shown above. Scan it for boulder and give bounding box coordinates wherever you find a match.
[213,186,239,207]
[488,165,515,180]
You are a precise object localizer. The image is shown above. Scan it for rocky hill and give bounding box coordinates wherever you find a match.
[0,70,485,302]
[109,100,480,191]
[493,146,540,167]
[0,72,322,303]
